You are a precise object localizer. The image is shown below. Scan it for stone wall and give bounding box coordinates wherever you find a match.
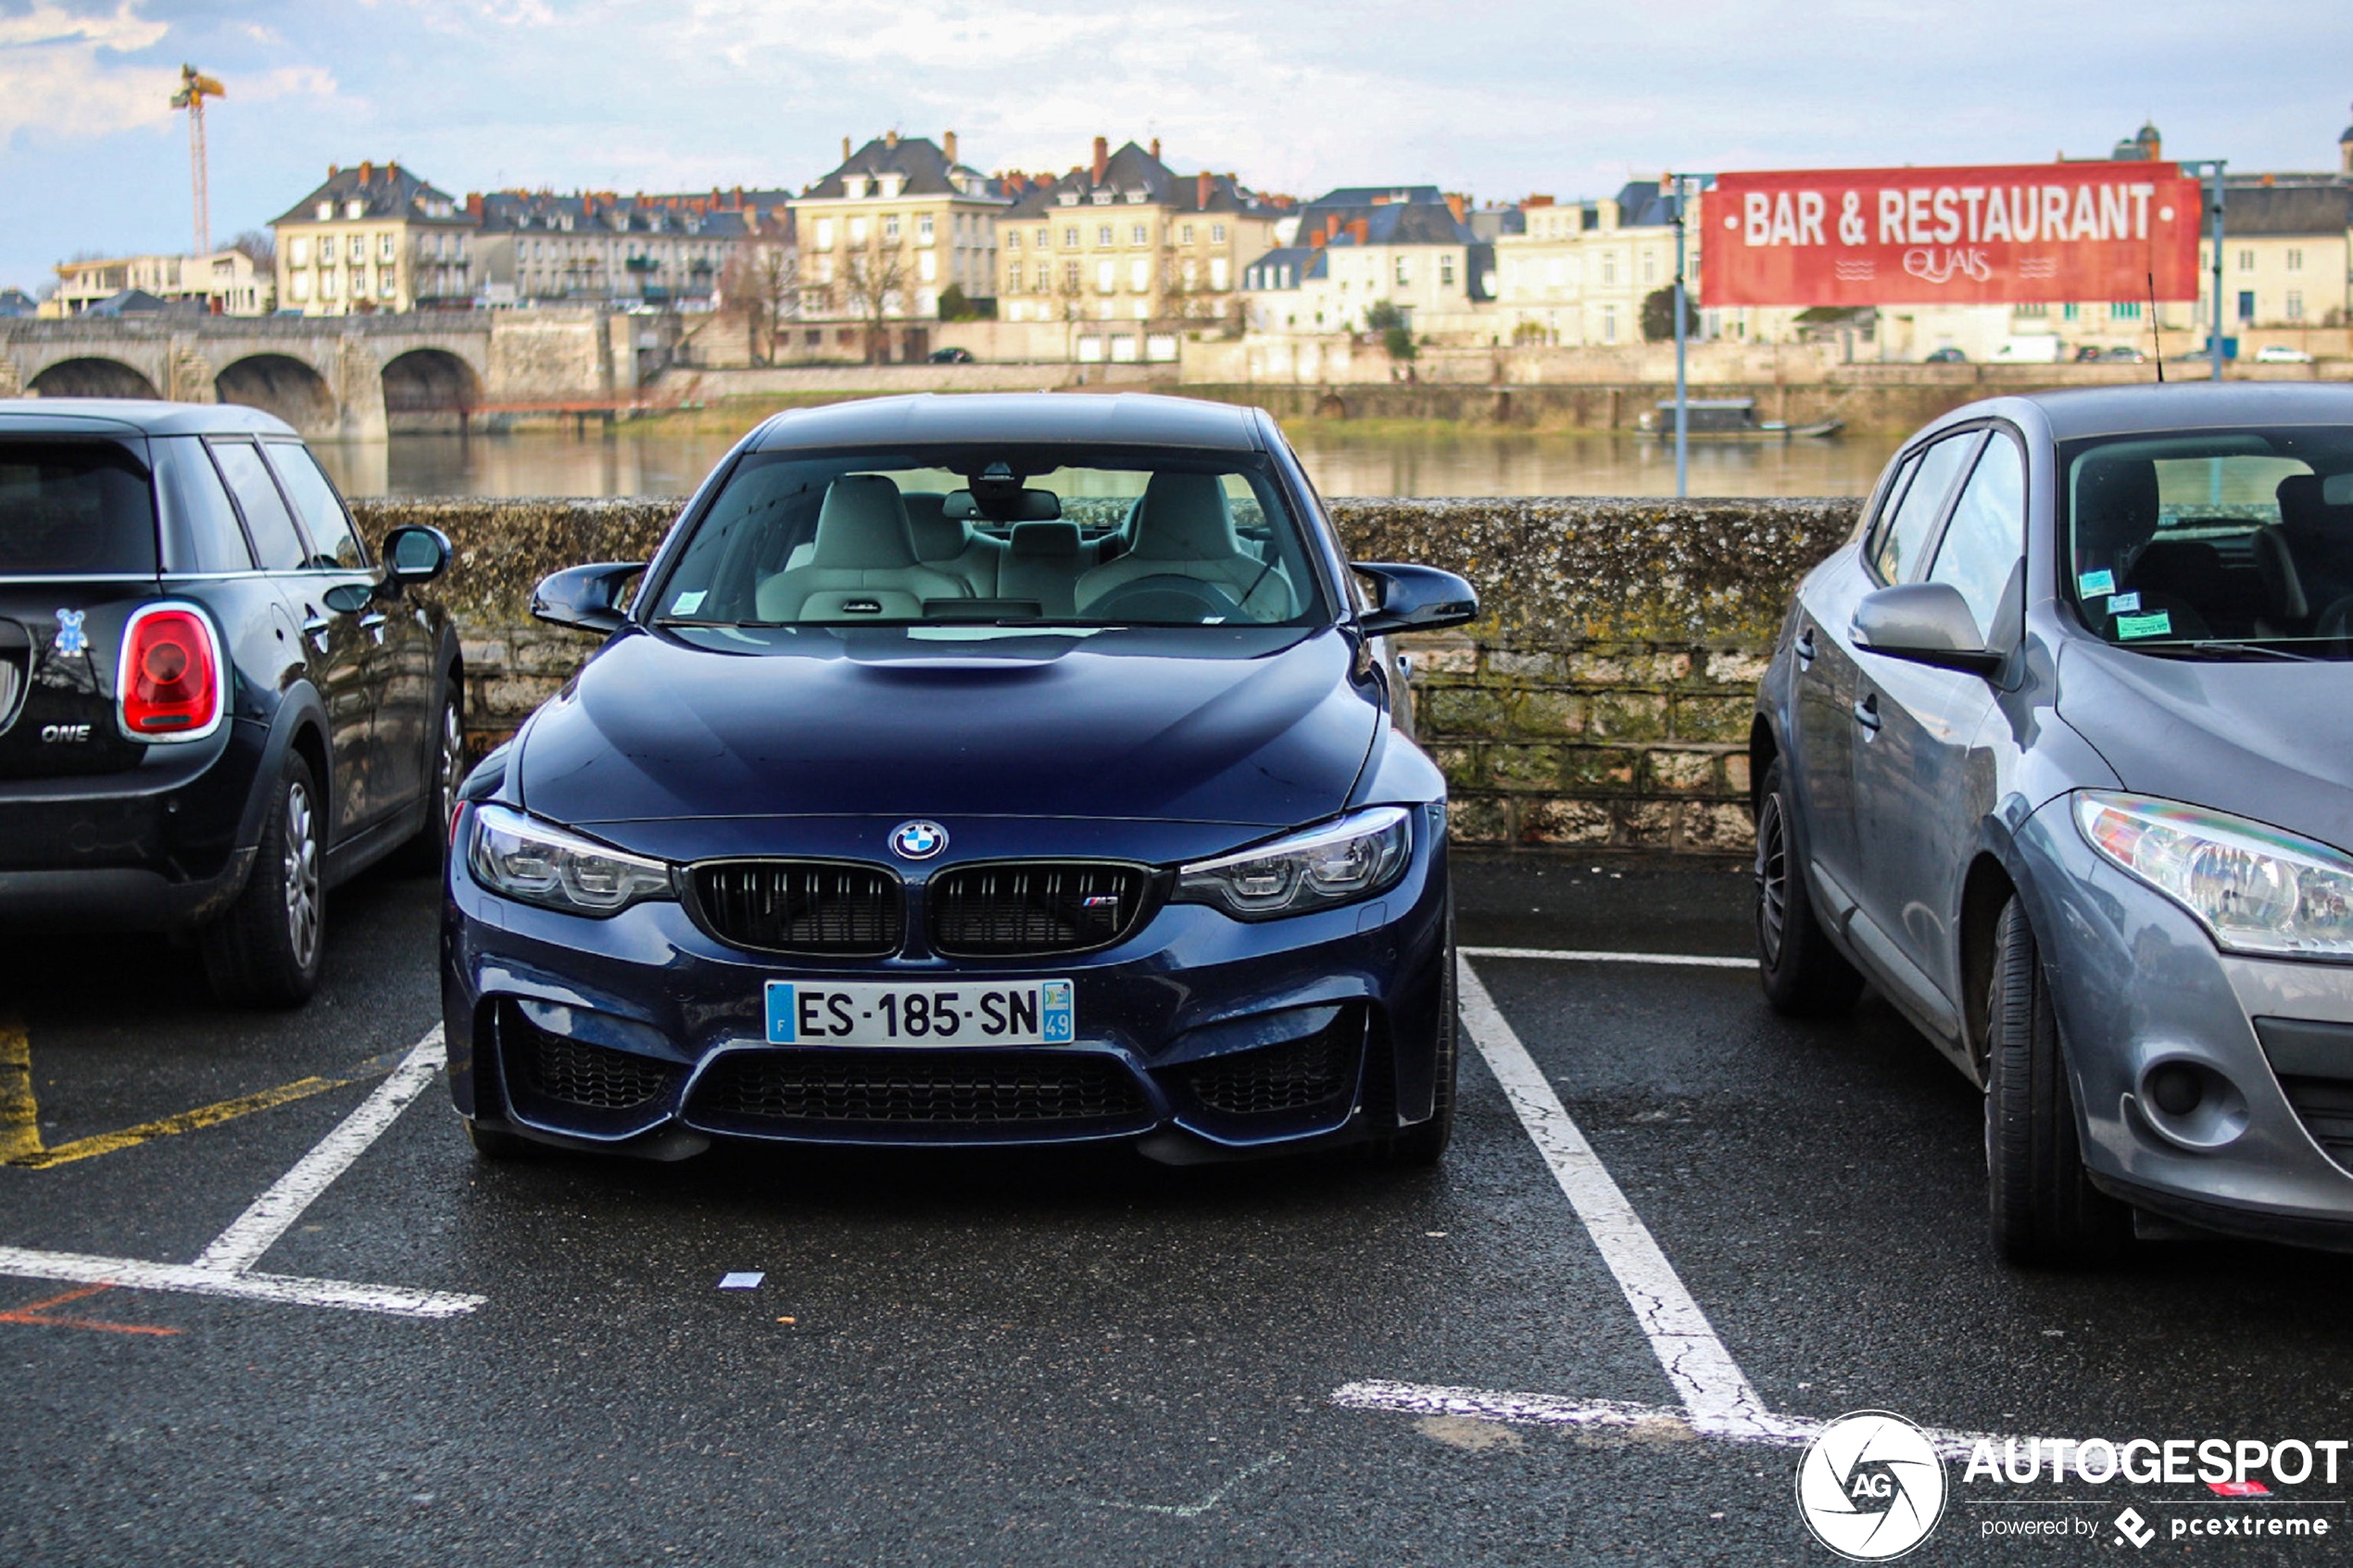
[349,495,1861,856]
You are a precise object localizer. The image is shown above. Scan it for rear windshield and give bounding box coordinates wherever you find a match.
[652,445,1327,631]
[2061,428,2353,660]
[0,440,156,576]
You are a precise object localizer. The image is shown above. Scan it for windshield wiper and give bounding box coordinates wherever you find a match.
[2161,639,2324,663]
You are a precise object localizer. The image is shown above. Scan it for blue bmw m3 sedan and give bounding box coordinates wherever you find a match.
[442,394,1479,1166]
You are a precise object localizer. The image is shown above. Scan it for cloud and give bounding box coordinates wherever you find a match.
[0,1,173,143]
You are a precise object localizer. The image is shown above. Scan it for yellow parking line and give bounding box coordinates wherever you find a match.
[0,1018,38,1165]
[0,1016,402,1171]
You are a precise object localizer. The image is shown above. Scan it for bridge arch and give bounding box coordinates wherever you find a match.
[381,347,482,433]
[27,357,160,399]
[214,354,339,435]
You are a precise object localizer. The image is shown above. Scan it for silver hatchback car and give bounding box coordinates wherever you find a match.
[1753,383,2353,1261]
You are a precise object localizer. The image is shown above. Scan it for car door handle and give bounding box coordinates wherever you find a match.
[1794,627,1817,663]
[359,612,388,646]
[301,614,331,653]
[1852,692,1881,732]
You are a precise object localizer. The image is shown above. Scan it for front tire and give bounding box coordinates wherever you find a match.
[1984,898,2129,1264]
[201,752,325,1007]
[394,682,464,876]
[1753,757,1863,1016]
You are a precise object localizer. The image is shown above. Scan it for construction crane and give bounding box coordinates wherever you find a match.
[170,65,226,257]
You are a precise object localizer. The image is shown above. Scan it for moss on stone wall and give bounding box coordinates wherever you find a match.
[351,494,1862,856]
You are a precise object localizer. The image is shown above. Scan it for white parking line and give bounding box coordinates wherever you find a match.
[0,1024,484,1321]
[1460,946,1755,970]
[1453,957,1780,1437]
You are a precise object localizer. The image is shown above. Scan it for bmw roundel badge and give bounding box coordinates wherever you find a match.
[888,820,948,860]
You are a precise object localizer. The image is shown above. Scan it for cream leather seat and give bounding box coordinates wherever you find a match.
[1075,472,1289,619]
[756,475,969,621]
[905,493,1009,596]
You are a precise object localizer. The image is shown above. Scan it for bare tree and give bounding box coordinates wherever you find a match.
[840,241,909,363]
[1051,258,1086,323]
[719,232,798,365]
[229,229,276,269]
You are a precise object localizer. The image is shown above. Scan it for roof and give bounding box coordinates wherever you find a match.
[2221,180,2353,237]
[82,289,205,318]
[0,399,296,438]
[999,144,1279,220]
[1242,247,1327,288]
[2018,383,2353,442]
[0,288,40,318]
[474,190,778,239]
[271,161,465,227]
[1610,180,1680,228]
[799,136,1000,202]
[1292,200,1476,250]
[749,392,1262,453]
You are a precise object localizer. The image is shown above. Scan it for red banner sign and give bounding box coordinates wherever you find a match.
[1704,163,2203,307]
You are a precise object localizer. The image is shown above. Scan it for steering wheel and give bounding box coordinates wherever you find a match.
[1088,573,1246,623]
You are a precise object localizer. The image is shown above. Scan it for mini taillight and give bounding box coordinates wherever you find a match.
[120,606,221,739]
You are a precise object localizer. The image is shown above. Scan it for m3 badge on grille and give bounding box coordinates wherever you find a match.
[888,820,948,859]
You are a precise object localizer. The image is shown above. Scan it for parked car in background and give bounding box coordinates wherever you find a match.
[1751,383,2353,1261]
[2098,345,2147,364]
[2258,345,2316,364]
[0,400,459,1004]
[927,346,975,364]
[1925,347,1968,364]
[1992,335,2065,364]
[444,393,1478,1169]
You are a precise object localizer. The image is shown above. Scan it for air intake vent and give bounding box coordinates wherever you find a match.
[928,861,1151,956]
[523,1025,676,1111]
[693,1048,1150,1128]
[1187,1018,1360,1117]
[689,859,904,956]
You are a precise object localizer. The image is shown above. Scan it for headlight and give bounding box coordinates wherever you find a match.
[2074,791,2353,959]
[1175,806,1413,921]
[467,803,675,916]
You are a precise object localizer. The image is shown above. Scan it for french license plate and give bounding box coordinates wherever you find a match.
[764,979,1075,1047]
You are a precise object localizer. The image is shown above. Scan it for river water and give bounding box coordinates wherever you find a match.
[312,423,1903,500]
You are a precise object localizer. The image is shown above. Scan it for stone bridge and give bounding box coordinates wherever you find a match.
[0,310,637,440]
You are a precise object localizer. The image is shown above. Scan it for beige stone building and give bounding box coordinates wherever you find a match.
[788,132,1007,358]
[1240,188,1498,343]
[50,249,272,317]
[270,161,475,316]
[1492,182,1689,347]
[994,139,1283,339]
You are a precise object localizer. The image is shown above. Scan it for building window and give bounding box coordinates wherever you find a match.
[1096,259,1115,293]
[2062,302,2080,320]
[2237,248,2255,271]
[348,234,365,262]
[917,213,933,243]
[289,236,311,267]
[1007,266,1022,294]
[291,273,312,303]
[1602,305,1617,343]
[1211,223,1226,243]
[1601,252,1617,285]
[1063,226,1078,249]
[883,214,900,242]
[2112,301,2141,320]
[1209,257,1228,290]
[1440,255,1455,286]
[2286,248,2304,271]
[1394,256,1410,285]
[2238,290,2256,321]
[814,219,835,250]
[345,198,364,220]
[379,233,396,261]
[2287,290,2305,320]
[2015,302,2048,318]
[1063,261,1079,293]
[1005,230,1021,250]
[1131,222,1148,245]
[1180,223,1194,245]
[315,201,332,221]
[1096,224,1114,246]
[1642,252,1656,284]
[1129,256,1150,292]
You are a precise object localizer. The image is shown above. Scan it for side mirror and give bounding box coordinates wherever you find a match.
[1852,583,2002,675]
[1353,562,1479,636]
[532,561,646,634]
[380,524,452,589]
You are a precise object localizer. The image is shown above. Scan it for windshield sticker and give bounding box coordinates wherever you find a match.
[2107,591,2142,615]
[2078,569,2117,597]
[2116,611,2173,640]
[671,590,707,615]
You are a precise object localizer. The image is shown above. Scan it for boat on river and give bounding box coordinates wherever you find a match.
[1638,397,1842,441]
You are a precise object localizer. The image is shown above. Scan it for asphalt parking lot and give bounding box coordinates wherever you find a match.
[8,852,2353,1565]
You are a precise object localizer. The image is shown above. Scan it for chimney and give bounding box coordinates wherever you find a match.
[387,160,399,178]
[1310,227,1327,249]
[1350,218,1368,245]
[842,135,852,162]
[1198,170,1214,210]
[1327,213,1341,242]
[466,193,483,217]
[359,160,373,184]
[1150,138,1161,162]
[1444,193,1465,223]
[885,128,900,149]
[328,164,339,178]
[1092,136,1109,185]
[944,130,959,164]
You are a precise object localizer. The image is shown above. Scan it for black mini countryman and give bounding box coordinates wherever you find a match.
[0,399,460,1004]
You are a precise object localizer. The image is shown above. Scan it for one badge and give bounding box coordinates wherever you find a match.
[53,609,87,657]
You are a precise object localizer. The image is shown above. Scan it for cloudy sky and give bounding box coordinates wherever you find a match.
[3,0,2347,294]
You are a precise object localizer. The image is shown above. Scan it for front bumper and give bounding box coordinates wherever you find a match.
[2019,797,2353,1247]
[441,810,1451,1161]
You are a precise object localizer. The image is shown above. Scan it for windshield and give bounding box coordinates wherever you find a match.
[651,445,1327,630]
[2061,427,2353,659]
[0,440,156,577]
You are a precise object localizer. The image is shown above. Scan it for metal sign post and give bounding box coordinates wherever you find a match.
[1672,175,1690,498]
[2203,160,2228,383]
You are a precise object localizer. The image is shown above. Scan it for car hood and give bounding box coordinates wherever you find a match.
[516,623,1379,830]
[2057,638,2353,851]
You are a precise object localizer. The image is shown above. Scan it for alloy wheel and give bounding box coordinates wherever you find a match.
[283,778,321,969]
[434,700,464,810]
[1755,793,1790,965]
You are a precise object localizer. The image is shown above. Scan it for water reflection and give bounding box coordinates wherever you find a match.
[313,421,1903,500]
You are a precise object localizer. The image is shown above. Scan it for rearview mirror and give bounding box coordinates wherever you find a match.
[380,524,452,587]
[943,488,1061,522]
[1353,562,1479,636]
[532,561,646,634]
[1852,583,2002,675]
